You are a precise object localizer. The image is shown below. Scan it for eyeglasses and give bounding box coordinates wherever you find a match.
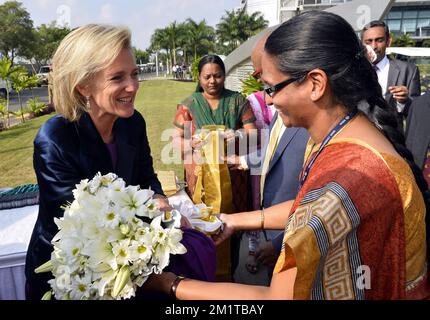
[264,77,298,97]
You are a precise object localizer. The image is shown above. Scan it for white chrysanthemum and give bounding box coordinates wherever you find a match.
[54,236,85,265]
[69,274,93,300]
[99,206,121,229]
[112,239,132,266]
[53,270,72,292]
[134,226,153,245]
[129,240,152,263]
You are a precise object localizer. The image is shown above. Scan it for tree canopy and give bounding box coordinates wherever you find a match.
[31,22,72,68]
[0,1,35,63]
[216,9,268,55]
[0,1,268,73]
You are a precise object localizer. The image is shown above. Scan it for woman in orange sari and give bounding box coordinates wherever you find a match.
[146,11,429,299]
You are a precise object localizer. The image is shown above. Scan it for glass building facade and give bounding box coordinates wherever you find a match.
[298,0,430,40]
[385,6,430,37]
[301,0,352,5]
[247,0,430,40]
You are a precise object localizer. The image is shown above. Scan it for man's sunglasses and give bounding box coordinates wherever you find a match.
[264,77,298,98]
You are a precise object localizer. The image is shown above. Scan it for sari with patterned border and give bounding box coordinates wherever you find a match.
[274,139,429,300]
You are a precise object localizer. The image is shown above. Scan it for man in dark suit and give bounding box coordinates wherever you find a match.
[232,32,309,285]
[406,92,430,185]
[405,93,430,277]
[362,20,421,129]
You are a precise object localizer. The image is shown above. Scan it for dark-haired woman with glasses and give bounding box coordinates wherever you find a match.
[147,11,429,299]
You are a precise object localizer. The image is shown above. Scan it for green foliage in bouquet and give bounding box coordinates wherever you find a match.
[240,73,264,97]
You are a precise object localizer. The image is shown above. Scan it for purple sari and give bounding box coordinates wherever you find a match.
[135,227,216,299]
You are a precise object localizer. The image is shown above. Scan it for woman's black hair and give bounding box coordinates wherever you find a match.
[265,10,430,274]
[195,54,226,92]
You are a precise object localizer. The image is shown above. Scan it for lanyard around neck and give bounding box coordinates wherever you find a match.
[298,110,358,191]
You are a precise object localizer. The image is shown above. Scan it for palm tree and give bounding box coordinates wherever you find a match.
[175,22,191,64]
[150,28,172,73]
[216,9,268,55]
[165,21,181,66]
[186,19,215,61]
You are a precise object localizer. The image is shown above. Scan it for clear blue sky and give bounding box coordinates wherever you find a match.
[0,0,241,49]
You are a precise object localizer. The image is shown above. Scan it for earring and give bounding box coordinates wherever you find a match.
[311,92,316,98]
[85,96,91,110]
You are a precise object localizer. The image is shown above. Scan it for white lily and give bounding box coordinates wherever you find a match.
[41,172,187,300]
[97,269,118,297]
[83,240,118,271]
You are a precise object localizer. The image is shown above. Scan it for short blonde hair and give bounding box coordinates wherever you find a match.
[52,24,133,121]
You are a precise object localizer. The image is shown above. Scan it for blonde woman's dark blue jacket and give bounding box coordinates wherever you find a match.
[25,110,163,299]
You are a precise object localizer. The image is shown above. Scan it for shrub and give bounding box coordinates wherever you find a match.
[27,97,47,118]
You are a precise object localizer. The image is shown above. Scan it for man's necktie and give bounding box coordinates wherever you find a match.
[260,115,283,204]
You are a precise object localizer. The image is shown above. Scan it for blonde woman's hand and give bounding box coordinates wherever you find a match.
[144,271,176,295]
[153,194,173,211]
[180,215,193,229]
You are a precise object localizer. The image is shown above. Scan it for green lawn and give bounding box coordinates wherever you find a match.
[0,79,195,188]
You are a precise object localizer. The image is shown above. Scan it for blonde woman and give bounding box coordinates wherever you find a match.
[25,24,216,300]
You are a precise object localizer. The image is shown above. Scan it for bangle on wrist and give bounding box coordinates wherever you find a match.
[260,208,265,230]
[170,275,185,299]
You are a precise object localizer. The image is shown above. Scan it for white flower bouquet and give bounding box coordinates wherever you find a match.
[35,172,187,300]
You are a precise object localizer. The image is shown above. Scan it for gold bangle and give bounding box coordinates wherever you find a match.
[260,208,265,230]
